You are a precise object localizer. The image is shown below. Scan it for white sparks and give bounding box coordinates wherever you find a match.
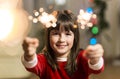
[29,8,57,28]
[77,9,97,29]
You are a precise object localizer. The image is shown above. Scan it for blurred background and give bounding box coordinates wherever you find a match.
[0,0,120,79]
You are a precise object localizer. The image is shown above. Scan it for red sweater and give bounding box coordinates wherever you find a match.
[26,51,104,79]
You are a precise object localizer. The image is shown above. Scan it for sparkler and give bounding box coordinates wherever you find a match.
[0,0,29,46]
[29,7,98,45]
[29,8,57,28]
[29,8,97,29]
[77,8,97,29]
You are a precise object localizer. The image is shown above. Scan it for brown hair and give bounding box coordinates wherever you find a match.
[44,10,80,75]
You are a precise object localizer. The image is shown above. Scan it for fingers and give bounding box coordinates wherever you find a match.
[23,37,39,48]
[85,51,103,59]
[86,44,103,52]
[22,37,39,56]
[85,44,104,59]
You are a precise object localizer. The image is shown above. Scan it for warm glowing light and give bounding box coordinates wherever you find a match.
[77,9,97,29]
[38,12,50,24]
[39,8,44,12]
[29,8,57,28]
[29,8,97,29]
[0,9,14,40]
[33,18,38,23]
[87,22,93,27]
[34,11,39,16]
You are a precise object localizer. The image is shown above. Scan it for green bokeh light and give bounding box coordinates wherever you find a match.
[91,26,99,34]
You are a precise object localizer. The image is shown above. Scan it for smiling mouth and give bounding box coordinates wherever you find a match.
[56,45,67,48]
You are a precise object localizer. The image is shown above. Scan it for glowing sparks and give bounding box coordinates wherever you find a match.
[34,11,39,16]
[77,9,97,29]
[0,9,14,40]
[29,8,57,28]
[29,8,97,30]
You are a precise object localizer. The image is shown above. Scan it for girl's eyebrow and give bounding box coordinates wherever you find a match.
[50,30,59,33]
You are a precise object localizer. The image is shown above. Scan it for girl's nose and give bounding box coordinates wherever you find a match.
[59,33,66,42]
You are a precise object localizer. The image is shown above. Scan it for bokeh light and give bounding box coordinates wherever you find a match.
[0,9,14,40]
[0,0,29,47]
[89,38,97,45]
[77,8,98,29]
[29,8,57,28]
[91,26,99,34]
[86,7,93,14]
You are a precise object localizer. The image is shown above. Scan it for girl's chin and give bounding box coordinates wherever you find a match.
[55,50,69,55]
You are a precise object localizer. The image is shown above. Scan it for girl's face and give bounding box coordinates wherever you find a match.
[50,29,74,58]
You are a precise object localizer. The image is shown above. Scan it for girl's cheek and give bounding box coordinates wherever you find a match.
[50,36,59,43]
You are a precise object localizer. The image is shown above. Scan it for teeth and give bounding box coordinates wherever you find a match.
[57,45,66,47]
[57,45,66,46]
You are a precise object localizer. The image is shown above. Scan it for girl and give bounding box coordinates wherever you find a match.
[22,10,104,79]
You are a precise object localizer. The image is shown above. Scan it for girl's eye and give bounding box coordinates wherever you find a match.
[53,32,59,35]
[51,31,59,35]
[66,32,72,35]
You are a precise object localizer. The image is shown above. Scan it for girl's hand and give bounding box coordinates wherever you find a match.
[84,44,104,65]
[22,37,39,61]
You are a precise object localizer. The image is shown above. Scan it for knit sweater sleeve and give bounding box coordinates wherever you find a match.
[77,50,104,75]
[21,54,47,77]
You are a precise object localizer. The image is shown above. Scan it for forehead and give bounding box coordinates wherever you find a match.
[50,29,72,33]
[50,25,73,32]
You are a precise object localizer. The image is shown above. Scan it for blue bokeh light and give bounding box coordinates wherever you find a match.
[90,38,97,45]
[86,7,93,14]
